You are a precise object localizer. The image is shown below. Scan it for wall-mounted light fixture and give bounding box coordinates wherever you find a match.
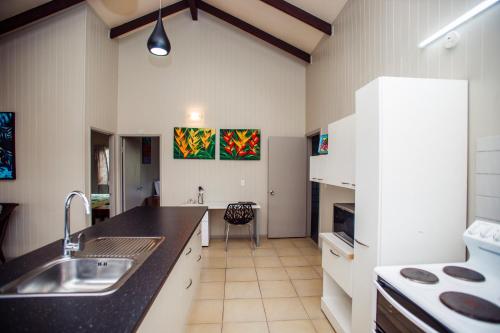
[418,0,499,48]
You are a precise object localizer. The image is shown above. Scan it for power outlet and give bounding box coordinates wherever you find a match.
[240,179,246,187]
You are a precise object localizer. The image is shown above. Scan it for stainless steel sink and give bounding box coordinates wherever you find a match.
[0,237,164,298]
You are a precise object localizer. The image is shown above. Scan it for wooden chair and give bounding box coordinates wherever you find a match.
[0,203,18,264]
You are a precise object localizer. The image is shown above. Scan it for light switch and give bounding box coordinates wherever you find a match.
[240,179,245,186]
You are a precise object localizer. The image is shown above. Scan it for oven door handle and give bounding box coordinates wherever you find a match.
[375,280,439,333]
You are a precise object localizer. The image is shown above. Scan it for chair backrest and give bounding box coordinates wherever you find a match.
[224,203,254,225]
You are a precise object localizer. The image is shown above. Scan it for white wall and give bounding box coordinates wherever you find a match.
[0,5,87,257]
[117,11,306,236]
[307,0,500,227]
[0,5,118,258]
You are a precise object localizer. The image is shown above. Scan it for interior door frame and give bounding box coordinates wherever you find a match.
[306,129,321,240]
[88,127,116,222]
[118,134,163,214]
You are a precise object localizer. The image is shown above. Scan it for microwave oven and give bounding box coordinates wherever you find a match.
[333,203,355,247]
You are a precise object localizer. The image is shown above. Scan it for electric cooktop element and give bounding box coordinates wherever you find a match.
[439,292,500,323]
[443,265,486,282]
[400,267,439,284]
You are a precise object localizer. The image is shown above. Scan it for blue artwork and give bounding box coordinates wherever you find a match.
[0,112,15,180]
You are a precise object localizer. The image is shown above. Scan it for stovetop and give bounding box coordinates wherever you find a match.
[375,220,500,333]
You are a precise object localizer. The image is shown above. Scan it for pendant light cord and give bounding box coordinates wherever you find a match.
[158,0,162,20]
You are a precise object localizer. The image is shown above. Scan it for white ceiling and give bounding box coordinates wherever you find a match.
[1,0,347,54]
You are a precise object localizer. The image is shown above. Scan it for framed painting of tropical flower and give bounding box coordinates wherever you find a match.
[220,129,260,160]
[174,127,215,160]
[0,112,15,180]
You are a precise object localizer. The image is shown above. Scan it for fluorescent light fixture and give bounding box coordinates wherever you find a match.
[418,0,499,48]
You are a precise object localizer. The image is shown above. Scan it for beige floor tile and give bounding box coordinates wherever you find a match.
[253,256,282,268]
[259,280,297,298]
[223,299,267,322]
[262,297,308,321]
[300,296,325,319]
[275,247,302,256]
[227,248,253,257]
[227,256,255,268]
[256,267,289,281]
[270,239,296,248]
[280,256,309,267]
[203,257,226,269]
[292,279,323,297]
[225,281,261,299]
[313,265,323,276]
[312,318,336,333]
[257,240,274,249]
[286,266,320,280]
[304,255,322,266]
[298,247,321,256]
[188,300,223,324]
[209,240,226,249]
[222,322,269,333]
[227,240,252,249]
[196,282,225,300]
[185,323,222,333]
[201,269,226,282]
[291,239,316,248]
[226,268,258,282]
[253,248,278,257]
[268,320,316,333]
[203,248,227,258]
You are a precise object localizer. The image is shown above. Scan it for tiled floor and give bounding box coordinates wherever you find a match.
[186,238,336,333]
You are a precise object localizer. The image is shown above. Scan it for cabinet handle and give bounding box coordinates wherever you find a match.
[185,247,192,255]
[197,230,201,236]
[186,278,193,289]
[352,184,356,187]
[197,255,202,262]
[355,239,369,248]
[341,182,350,185]
[329,249,340,257]
[317,178,324,181]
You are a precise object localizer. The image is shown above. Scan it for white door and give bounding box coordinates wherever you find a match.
[268,137,307,238]
[122,138,143,211]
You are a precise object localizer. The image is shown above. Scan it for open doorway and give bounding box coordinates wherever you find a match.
[90,130,113,225]
[309,133,320,244]
[121,136,160,213]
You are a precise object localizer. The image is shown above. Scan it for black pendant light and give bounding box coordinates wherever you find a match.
[147,0,171,56]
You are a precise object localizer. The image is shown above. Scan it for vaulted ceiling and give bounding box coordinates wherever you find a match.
[0,0,348,62]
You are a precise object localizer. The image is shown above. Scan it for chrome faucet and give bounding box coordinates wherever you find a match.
[63,191,91,257]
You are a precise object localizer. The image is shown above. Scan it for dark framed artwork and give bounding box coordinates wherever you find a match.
[220,129,260,160]
[142,137,152,164]
[0,112,15,180]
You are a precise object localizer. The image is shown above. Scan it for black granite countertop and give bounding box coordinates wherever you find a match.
[0,206,207,333]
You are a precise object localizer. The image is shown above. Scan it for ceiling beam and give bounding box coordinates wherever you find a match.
[0,0,85,36]
[110,0,188,39]
[197,1,310,63]
[187,0,198,21]
[260,0,331,35]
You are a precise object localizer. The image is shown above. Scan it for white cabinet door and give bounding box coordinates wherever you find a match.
[327,115,356,189]
[310,155,326,183]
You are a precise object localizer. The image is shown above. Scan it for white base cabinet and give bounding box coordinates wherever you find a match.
[320,233,354,333]
[138,224,202,333]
